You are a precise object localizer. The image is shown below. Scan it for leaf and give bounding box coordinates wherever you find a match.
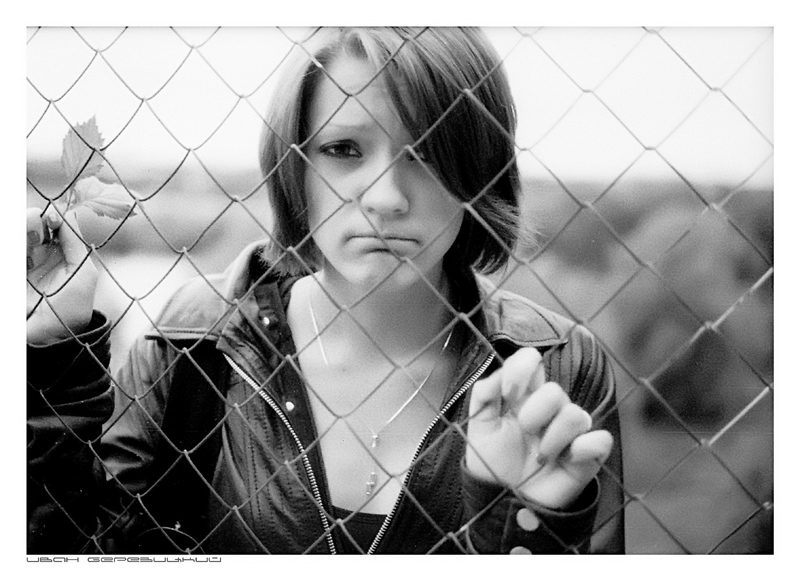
[72,176,136,220]
[61,117,105,182]
[56,117,134,222]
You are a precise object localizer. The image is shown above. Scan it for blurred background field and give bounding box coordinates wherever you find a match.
[27,26,774,553]
[27,164,773,554]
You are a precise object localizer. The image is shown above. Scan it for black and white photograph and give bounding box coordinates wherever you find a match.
[20,2,786,571]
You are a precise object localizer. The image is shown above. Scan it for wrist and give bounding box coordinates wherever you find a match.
[462,458,599,514]
[461,461,602,554]
[27,324,88,346]
[27,311,105,347]
[518,479,581,511]
[521,478,600,514]
[27,311,111,393]
[27,313,93,346]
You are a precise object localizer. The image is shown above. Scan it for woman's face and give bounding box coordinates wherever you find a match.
[303,54,464,293]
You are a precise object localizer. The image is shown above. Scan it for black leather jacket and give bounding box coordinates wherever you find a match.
[27,242,625,554]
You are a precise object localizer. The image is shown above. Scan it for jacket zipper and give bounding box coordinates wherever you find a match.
[223,354,338,555]
[367,352,496,555]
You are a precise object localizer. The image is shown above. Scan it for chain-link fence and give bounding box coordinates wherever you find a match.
[27,26,773,554]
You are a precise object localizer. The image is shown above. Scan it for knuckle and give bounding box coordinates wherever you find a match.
[524,345,542,359]
[597,429,613,449]
[565,404,591,429]
[27,216,44,241]
[522,347,543,367]
[506,347,541,370]
[27,207,43,223]
[539,381,561,397]
[540,381,568,406]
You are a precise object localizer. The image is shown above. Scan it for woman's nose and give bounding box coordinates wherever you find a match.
[359,160,410,216]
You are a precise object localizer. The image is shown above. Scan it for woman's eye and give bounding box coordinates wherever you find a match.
[321,142,361,159]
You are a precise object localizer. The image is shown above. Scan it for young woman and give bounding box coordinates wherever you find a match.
[27,27,624,554]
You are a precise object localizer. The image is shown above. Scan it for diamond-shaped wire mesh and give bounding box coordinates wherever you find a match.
[27,26,773,554]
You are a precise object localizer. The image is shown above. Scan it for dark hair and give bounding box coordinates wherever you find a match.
[259,27,521,275]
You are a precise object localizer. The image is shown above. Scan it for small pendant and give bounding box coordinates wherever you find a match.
[365,470,377,497]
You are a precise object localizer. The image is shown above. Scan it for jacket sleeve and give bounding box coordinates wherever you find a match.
[91,324,194,552]
[27,310,181,553]
[461,324,625,554]
[27,312,114,554]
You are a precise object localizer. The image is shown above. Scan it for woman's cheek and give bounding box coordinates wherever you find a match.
[306,177,346,230]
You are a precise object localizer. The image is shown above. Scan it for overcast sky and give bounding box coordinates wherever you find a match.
[27,26,773,189]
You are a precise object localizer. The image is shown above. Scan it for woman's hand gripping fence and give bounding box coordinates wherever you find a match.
[466,347,613,509]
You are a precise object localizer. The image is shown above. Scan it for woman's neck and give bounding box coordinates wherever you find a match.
[309,266,455,363]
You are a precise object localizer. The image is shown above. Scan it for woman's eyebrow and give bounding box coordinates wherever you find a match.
[309,122,375,143]
[316,121,372,133]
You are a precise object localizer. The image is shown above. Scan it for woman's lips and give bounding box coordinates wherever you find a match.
[349,233,420,252]
[351,234,417,242]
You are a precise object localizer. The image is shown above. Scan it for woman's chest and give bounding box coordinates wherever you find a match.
[302,360,454,514]
[214,361,472,552]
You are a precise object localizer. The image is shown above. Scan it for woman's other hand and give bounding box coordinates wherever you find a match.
[466,347,613,509]
[27,207,97,345]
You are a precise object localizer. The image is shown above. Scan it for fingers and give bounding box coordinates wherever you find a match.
[27,208,65,273]
[53,209,90,269]
[27,208,48,271]
[469,348,546,423]
[27,207,89,273]
[536,403,593,464]
[517,381,569,434]
[469,347,606,466]
[26,206,97,343]
[498,347,545,402]
[516,379,595,464]
[27,208,45,244]
[468,371,502,423]
[567,430,613,465]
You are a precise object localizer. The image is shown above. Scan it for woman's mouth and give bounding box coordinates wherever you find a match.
[349,233,420,253]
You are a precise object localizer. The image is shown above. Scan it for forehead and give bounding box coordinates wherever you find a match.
[307,54,406,136]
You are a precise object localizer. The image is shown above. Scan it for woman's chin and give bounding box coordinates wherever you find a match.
[325,256,443,296]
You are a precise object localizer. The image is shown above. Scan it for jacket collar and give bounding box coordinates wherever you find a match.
[473,275,569,349]
[212,242,569,352]
[148,241,570,355]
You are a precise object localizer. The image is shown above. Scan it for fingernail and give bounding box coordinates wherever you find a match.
[45,213,61,230]
[27,230,39,247]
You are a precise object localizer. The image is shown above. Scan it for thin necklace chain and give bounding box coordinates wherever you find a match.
[308,295,454,499]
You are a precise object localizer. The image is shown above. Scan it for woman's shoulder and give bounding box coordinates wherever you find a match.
[148,241,289,338]
[476,276,614,408]
[475,275,590,348]
[150,273,232,336]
